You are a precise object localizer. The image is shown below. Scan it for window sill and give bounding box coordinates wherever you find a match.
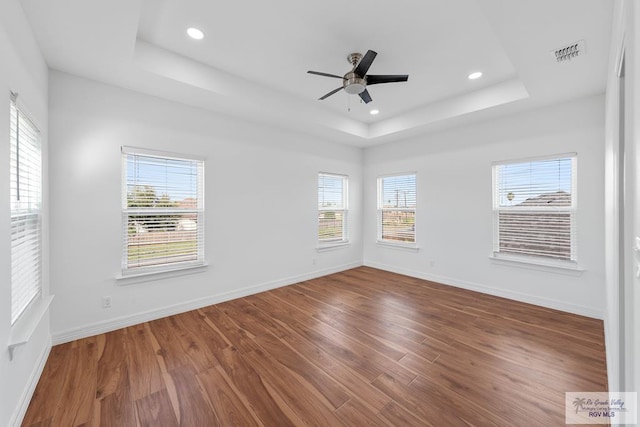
[317,241,350,252]
[489,254,584,275]
[116,262,209,285]
[9,295,54,360]
[376,240,420,252]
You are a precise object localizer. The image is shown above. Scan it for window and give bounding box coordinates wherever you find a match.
[318,173,348,245]
[492,154,576,263]
[377,173,417,245]
[122,147,204,275]
[10,96,42,325]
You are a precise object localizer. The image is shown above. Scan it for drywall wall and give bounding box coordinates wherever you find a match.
[0,1,51,426]
[48,71,363,342]
[603,0,640,401]
[364,94,606,318]
[622,0,640,401]
[624,0,640,402]
[603,0,625,396]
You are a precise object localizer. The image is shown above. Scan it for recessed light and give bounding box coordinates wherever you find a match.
[370,109,379,115]
[468,71,483,80]
[187,27,204,40]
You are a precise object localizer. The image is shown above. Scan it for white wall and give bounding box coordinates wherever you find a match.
[604,0,640,400]
[625,0,640,402]
[0,0,51,426]
[603,0,625,396]
[364,95,606,318]
[48,71,363,342]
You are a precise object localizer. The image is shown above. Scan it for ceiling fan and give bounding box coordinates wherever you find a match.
[307,50,408,104]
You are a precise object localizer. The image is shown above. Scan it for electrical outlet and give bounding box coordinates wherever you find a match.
[429,260,435,267]
[312,258,317,265]
[102,296,112,308]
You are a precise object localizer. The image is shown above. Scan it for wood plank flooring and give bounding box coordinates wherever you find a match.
[22,267,608,426]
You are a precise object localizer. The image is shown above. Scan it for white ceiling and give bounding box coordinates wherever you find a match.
[20,0,613,147]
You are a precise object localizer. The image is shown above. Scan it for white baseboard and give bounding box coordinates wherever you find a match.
[364,261,604,319]
[52,258,603,345]
[52,262,362,345]
[10,335,52,427]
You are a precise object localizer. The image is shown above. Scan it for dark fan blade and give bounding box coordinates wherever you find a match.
[353,50,377,77]
[359,89,372,104]
[366,75,409,85]
[308,71,345,79]
[319,86,344,100]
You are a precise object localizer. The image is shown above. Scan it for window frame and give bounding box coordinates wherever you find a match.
[491,153,578,268]
[9,96,43,325]
[317,172,349,249]
[121,146,206,277]
[377,172,418,248]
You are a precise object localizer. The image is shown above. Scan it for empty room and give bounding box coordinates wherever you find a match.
[2,0,639,425]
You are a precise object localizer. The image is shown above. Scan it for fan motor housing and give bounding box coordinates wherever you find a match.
[343,72,366,94]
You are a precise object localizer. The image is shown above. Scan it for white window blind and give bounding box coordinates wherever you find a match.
[493,154,576,262]
[122,147,204,274]
[10,99,42,325]
[318,173,348,244]
[377,174,417,244]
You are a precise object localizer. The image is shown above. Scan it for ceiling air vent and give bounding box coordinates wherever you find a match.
[551,40,585,63]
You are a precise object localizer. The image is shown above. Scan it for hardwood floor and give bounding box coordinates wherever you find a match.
[22,267,608,426]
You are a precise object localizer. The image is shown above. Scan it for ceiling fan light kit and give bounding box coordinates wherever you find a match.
[307,49,408,104]
[343,72,366,94]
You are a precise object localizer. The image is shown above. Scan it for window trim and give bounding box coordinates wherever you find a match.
[120,146,206,277]
[491,153,577,267]
[115,262,209,284]
[376,172,417,248]
[317,172,349,249]
[10,96,43,326]
[489,253,583,274]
